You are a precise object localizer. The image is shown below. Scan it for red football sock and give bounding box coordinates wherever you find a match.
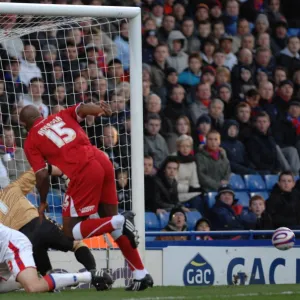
[80,217,114,239]
[115,235,144,270]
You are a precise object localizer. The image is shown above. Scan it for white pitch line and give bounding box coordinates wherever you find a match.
[122,291,300,300]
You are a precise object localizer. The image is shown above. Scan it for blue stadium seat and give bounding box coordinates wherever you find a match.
[157,212,170,229]
[206,192,218,209]
[243,175,266,191]
[145,212,160,231]
[263,175,279,191]
[47,193,63,212]
[235,192,250,208]
[26,193,39,207]
[146,236,156,242]
[229,174,246,191]
[186,211,202,230]
[250,191,269,201]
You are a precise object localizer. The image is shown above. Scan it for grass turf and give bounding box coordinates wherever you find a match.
[6,285,300,300]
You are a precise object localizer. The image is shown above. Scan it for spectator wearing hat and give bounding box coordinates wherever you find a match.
[277,36,300,78]
[200,37,216,66]
[253,14,270,38]
[157,15,176,43]
[267,170,300,229]
[189,82,211,124]
[181,17,201,54]
[156,206,188,241]
[166,30,188,74]
[195,3,210,25]
[174,135,202,211]
[219,34,237,70]
[114,20,130,71]
[178,53,202,91]
[221,120,258,175]
[142,30,159,64]
[210,1,222,22]
[222,0,239,36]
[194,114,211,150]
[218,83,235,119]
[255,47,276,79]
[208,99,224,132]
[162,67,179,101]
[194,218,213,241]
[233,65,254,99]
[273,79,294,118]
[201,66,217,97]
[272,20,288,51]
[151,43,170,89]
[144,113,169,169]
[149,0,164,27]
[210,185,257,233]
[196,130,231,192]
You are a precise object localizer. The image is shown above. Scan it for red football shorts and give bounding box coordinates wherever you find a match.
[62,149,118,217]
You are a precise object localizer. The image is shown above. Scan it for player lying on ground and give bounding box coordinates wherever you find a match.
[20,102,153,291]
[0,167,112,291]
[0,223,108,293]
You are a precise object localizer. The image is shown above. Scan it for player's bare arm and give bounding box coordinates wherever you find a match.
[36,168,50,220]
[77,101,112,118]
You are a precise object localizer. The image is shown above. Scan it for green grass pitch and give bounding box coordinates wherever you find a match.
[6,285,300,300]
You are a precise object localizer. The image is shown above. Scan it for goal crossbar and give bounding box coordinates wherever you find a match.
[0,2,145,259]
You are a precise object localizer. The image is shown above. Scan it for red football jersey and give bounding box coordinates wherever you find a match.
[24,104,95,178]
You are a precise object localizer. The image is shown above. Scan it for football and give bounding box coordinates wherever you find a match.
[272,227,295,251]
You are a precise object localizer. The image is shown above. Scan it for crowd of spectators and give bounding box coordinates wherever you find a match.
[0,0,300,237]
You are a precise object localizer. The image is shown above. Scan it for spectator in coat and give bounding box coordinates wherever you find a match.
[195,130,231,192]
[166,30,188,74]
[153,157,189,213]
[219,34,238,70]
[277,36,300,78]
[144,113,169,169]
[208,99,224,132]
[272,20,288,52]
[273,80,294,119]
[221,120,258,175]
[267,171,300,229]
[235,102,253,144]
[156,14,176,43]
[0,126,30,182]
[181,17,201,54]
[114,20,130,71]
[156,206,188,241]
[150,43,170,89]
[246,112,281,174]
[142,30,159,64]
[189,83,211,124]
[222,0,239,36]
[249,195,273,233]
[178,53,202,91]
[210,185,257,232]
[174,135,202,212]
[255,47,276,79]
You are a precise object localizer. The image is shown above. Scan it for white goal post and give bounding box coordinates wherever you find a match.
[0,2,145,258]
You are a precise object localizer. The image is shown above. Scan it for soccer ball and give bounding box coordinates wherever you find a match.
[272,227,295,251]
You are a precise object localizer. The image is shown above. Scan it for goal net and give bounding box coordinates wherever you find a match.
[0,4,143,287]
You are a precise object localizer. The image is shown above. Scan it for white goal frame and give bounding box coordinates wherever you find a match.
[0,3,145,257]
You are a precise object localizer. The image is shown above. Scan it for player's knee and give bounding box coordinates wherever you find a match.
[111,229,122,241]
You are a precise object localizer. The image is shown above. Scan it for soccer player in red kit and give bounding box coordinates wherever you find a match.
[19,102,153,291]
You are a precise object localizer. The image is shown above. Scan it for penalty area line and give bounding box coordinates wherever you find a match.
[122,291,300,300]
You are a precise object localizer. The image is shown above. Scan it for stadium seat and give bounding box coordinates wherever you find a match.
[26,193,39,207]
[157,212,170,229]
[235,192,250,208]
[47,193,63,212]
[250,191,269,201]
[206,192,218,209]
[145,212,160,231]
[229,174,246,191]
[146,236,156,242]
[264,175,279,191]
[186,211,202,230]
[243,175,266,191]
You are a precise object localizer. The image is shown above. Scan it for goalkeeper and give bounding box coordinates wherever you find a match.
[0,166,112,291]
